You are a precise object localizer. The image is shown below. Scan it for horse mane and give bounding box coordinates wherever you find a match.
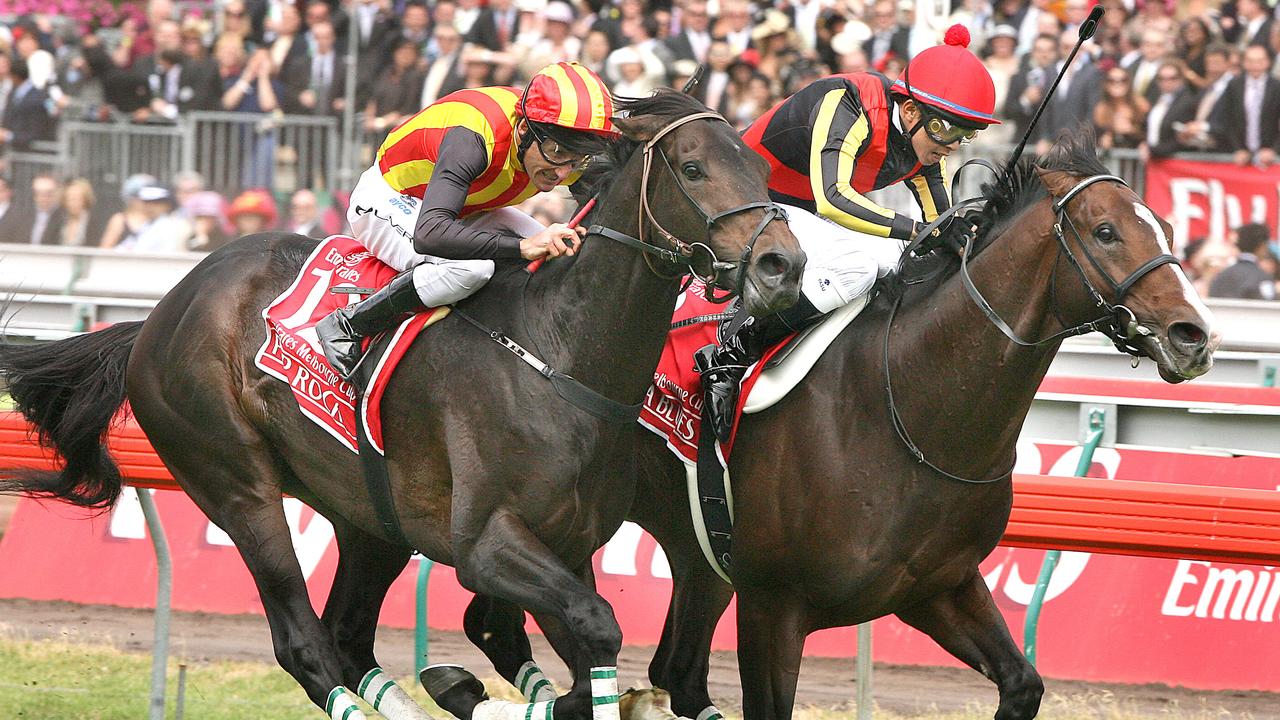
[884,129,1110,300]
[573,90,716,200]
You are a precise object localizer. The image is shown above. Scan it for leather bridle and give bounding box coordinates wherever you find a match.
[585,111,789,303]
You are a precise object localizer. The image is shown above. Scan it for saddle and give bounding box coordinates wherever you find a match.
[638,284,872,580]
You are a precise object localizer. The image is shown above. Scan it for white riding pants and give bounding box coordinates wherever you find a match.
[347,164,545,307]
[780,203,906,314]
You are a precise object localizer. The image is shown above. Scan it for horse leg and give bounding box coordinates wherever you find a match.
[734,589,808,720]
[648,552,733,720]
[463,594,559,702]
[172,465,364,718]
[895,573,1044,720]
[424,511,623,720]
[320,512,432,719]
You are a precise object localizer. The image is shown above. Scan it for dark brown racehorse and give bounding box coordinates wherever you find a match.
[0,91,804,720]
[450,134,1218,720]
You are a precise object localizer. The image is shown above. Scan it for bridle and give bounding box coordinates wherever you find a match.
[886,171,1180,485]
[957,173,1179,356]
[584,111,789,303]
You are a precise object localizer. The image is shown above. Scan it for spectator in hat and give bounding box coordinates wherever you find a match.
[752,9,800,95]
[116,185,191,252]
[183,191,231,252]
[100,174,159,249]
[606,45,663,97]
[227,188,278,237]
[980,24,1020,147]
[518,2,582,79]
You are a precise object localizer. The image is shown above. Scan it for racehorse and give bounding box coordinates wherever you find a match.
[0,91,805,720]
[447,133,1218,720]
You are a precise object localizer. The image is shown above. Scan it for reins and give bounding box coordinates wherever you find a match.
[885,168,1179,484]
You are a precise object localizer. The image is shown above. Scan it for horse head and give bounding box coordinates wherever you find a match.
[607,90,805,316]
[1034,148,1218,382]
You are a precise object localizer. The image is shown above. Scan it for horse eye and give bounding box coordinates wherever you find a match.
[1094,224,1117,244]
[682,161,704,180]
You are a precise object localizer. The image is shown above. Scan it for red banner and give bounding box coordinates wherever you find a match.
[1144,157,1280,252]
[2,441,1279,691]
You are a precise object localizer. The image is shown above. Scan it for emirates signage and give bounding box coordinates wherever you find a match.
[1,440,1277,691]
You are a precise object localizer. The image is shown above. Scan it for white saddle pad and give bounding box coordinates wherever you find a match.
[742,294,870,415]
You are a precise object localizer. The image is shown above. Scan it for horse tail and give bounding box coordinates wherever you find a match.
[0,321,144,509]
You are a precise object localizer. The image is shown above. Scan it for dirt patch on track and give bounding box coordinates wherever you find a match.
[1,598,1275,717]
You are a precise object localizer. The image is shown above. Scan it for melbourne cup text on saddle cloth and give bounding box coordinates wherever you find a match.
[254,236,444,454]
[637,282,785,465]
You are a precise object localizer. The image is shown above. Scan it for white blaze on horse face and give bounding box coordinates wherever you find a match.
[1132,201,1214,326]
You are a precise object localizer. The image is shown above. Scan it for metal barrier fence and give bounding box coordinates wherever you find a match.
[50,112,344,201]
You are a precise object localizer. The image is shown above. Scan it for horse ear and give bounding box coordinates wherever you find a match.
[611,114,665,142]
[1034,166,1076,199]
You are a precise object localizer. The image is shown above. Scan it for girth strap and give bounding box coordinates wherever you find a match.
[452,307,643,424]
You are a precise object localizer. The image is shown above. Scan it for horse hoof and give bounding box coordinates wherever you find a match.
[620,688,678,720]
[421,664,488,719]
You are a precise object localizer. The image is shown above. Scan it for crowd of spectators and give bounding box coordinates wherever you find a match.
[0,0,1277,297]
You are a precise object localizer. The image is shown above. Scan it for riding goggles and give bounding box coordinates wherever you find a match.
[527,125,590,169]
[922,112,980,146]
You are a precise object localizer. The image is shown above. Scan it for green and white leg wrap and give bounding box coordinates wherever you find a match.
[325,686,368,720]
[472,698,555,720]
[590,667,620,720]
[696,706,725,720]
[515,661,558,703]
[358,668,433,720]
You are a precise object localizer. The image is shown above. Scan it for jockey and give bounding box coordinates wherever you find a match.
[697,25,1000,442]
[317,61,618,379]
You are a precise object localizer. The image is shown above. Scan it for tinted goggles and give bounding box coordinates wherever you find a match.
[922,112,980,145]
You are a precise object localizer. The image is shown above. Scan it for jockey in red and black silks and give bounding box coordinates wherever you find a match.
[697,24,1002,443]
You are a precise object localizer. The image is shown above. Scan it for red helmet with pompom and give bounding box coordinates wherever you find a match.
[890,24,1000,127]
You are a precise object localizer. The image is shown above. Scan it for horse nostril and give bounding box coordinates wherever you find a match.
[1169,321,1209,354]
[755,251,792,281]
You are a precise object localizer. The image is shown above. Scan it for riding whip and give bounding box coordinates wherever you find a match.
[1005,4,1104,170]
[526,196,596,273]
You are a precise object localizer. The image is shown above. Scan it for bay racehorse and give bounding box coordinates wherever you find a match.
[0,91,804,720]
[448,133,1218,720]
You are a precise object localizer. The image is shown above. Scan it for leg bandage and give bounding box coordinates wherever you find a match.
[326,686,368,720]
[515,661,558,703]
[358,668,433,720]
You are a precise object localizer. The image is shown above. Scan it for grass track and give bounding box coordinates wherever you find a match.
[0,635,1263,719]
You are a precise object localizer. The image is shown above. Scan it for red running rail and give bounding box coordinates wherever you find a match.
[2,413,1280,565]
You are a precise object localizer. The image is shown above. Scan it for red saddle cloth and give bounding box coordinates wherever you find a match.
[638,281,788,465]
[254,236,446,455]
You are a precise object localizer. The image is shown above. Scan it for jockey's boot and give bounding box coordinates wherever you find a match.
[694,296,826,444]
[316,269,425,379]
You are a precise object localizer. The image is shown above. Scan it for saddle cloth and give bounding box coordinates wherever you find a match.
[254,236,448,455]
[638,283,870,466]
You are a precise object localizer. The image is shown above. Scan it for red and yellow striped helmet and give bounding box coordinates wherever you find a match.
[520,62,619,137]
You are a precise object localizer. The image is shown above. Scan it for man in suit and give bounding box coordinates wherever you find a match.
[285,189,328,239]
[717,0,754,55]
[289,21,347,118]
[1123,28,1171,105]
[1036,28,1102,152]
[353,0,400,105]
[420,24,466,107]
[1179,43,1237,151]
[1211,223,1277,300]
[694,39,735,116]
[1002,33,1058,141]
[1,174,64,245]
[663,0,714,66]
[1232,0,1274,49]
[1218,44,1280,166]
[1143,60,1199,158]
[466,0,519,52]
[862,0,910,68]
[0,59,53,151]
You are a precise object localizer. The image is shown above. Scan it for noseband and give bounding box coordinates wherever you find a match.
[959,173,1180,356]
[586,111,789,303]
